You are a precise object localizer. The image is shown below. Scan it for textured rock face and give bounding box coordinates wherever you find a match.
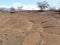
[0,11,60,45]
[0,13,43,45]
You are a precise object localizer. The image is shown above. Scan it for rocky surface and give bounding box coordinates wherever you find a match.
[0,11,60,45]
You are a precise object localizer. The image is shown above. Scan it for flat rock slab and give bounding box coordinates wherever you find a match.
[0,12,60,45]
[0,14,43,45]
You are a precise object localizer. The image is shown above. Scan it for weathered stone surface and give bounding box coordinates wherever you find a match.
[0,11,60,45]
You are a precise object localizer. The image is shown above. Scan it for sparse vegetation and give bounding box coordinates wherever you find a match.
[49,7,57,11]
[37,1,49,11]
[18,6,23,11]
[0,8,7,13]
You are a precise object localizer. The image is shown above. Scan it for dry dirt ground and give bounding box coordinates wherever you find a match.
[0,11,60,45]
